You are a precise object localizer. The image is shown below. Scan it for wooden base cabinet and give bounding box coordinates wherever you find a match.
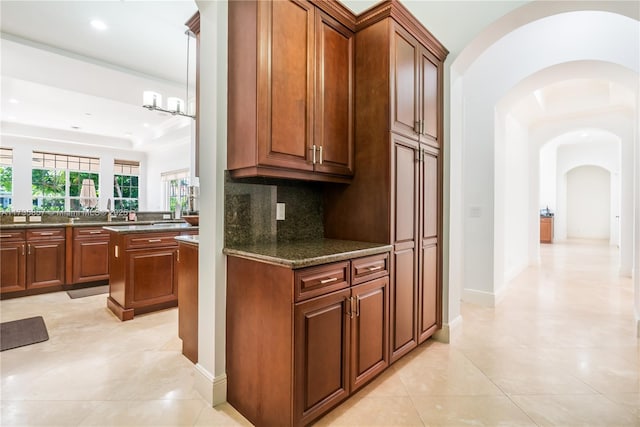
[227,252,389,427]
[177,240,198,363]
[26,229,65,290]
[107,230,196,321]
[72,227,109,284]
[0,230,26,293]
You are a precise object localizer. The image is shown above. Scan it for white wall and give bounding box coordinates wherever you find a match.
[453,10,639,306]
[144,141,191,211]
[554,139,620,243]
[566,165,611,239]
[500,114,530,286]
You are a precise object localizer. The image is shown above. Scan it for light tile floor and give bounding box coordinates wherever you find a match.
[1,240,638,426]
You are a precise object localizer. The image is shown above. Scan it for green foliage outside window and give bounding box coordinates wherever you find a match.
[113,175,139,211]
[32,169,66,211]
[0,166,12,211]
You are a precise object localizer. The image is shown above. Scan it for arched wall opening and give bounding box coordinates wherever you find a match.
[448,7,639,319]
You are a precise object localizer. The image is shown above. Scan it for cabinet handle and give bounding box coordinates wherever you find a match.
[367,266,382,272]
[320,277,338,284]
[0,234,11,238]
[22,244,25,256]
[115,245,119,258]
[318,145,323,165]
[28,244,31,255]
[148,239,162,243]
[356,296,361,317]
[39,232,54,236]
[177,249,180,262]
[311,144,317,164]
[89,231,102,234]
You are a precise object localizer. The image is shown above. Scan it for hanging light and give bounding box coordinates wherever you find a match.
[141,29,195,119]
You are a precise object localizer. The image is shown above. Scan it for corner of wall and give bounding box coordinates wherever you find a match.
[433,315,463,343]
[462,288,497,307]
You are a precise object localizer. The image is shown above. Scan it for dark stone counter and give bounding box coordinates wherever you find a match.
[224,239,392,269]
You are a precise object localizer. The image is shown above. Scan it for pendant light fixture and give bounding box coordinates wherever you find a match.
[142,29,196,119]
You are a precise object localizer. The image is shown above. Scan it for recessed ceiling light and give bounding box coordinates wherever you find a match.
[84,112,92,117]
[90,19,108,31]
[124,132,132,137]
[8,115,16,121]
[9,98,18,104]
[143,123,150,128]
[71,125,81,130]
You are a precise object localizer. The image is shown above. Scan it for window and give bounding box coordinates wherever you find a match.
[113,160,139,211]
[0,148,12,211]
[162,170,190,212]
[31,152,100,211]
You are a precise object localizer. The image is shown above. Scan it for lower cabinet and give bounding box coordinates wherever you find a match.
[72,227,110,284]
[177,240,199,363]
[26,229,66,290]
[227,251,389,427]
[0,231,26,293]
[107,230,196,321]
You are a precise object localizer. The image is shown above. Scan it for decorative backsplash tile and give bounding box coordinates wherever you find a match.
[224,172,324,246]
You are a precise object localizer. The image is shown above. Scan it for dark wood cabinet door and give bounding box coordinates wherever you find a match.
[27,240,65,289]
[1,242,25,293]
[419,48,439,144]
[419,243,438,343]
[422,150,438,240]
[72,239,109,284]
[391,24,419,140]
[391,136,419,361]
[258,0,314,172]
[351,277,388,392]
[314,10,354,176]
[126,248,178,308]
[294,288,350,426]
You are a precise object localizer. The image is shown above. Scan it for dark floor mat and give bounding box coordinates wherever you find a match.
[0,316,49,351]
[66,285,109,299]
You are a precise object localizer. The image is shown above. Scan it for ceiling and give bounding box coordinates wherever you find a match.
[1,1,198,151]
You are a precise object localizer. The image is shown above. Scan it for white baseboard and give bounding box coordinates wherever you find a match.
[194,364,228,407]
[462,288,496,307]
[212,374,227,406]
[433,315,462,343]
[194,363,215,405]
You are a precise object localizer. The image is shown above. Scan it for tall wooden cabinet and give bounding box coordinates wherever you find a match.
[228,0,354,183]
[324,0,448,363]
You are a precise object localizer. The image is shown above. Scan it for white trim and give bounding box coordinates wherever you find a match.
[462,288,496,307]
[212,374,228,406]
[433,315,463,343]
[194,363,215,406]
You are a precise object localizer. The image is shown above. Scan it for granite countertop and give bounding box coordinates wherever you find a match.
[103,223,198,234]
[0,220,186,229]
[223,239,392,269]
[175,235,199,245]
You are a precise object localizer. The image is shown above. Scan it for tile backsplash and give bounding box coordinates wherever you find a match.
[224,172,324,246]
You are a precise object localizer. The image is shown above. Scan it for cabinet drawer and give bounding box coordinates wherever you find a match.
[351,253,389,285]
[295,261,350,302]
[125,233,179,249]
[74,227,110,239]
[0,230,26,242]
[26,228,65,241]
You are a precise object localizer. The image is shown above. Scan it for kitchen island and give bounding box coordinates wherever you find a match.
[105,223,198,321]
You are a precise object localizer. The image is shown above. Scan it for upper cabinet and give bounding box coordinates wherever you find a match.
[228,0,354,183]
[391,23,442,148]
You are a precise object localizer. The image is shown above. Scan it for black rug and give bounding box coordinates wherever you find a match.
[67,285,109,299]
[0,316,49,351]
